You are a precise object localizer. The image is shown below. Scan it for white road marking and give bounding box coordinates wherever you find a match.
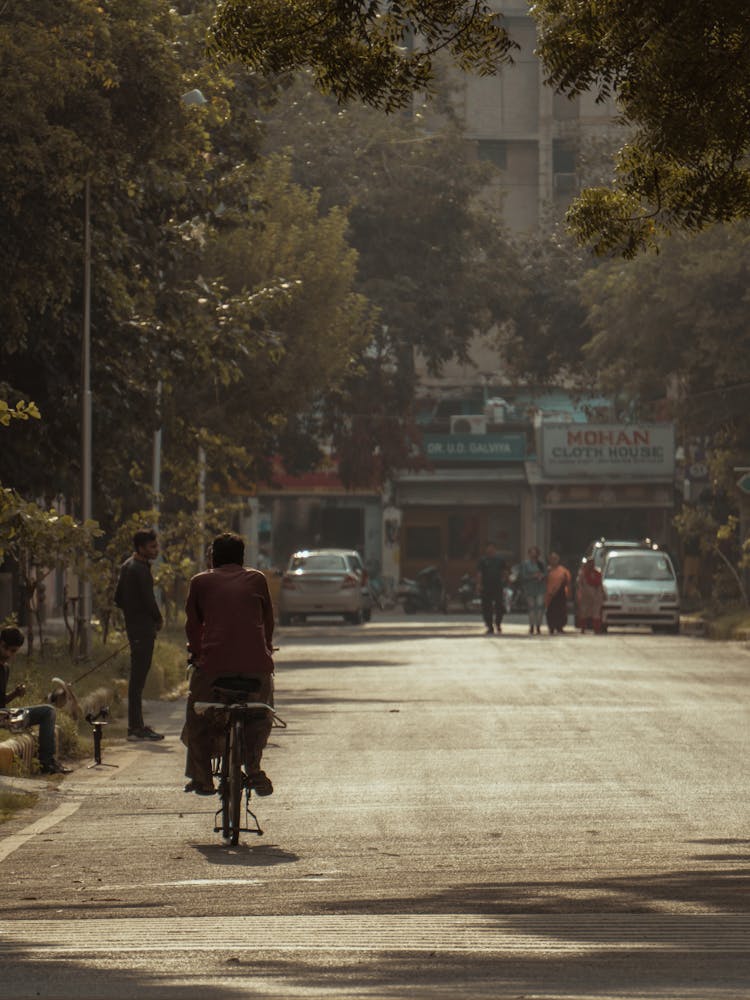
[94,878,265,889]
[0,801,81,863]
[0,751,139,862]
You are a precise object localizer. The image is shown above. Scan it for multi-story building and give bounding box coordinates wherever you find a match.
[461,0,620,232]
[388,9,674,593]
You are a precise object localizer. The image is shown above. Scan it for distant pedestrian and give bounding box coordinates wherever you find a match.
[519,545,547,635]
[577,559,603,633]
[545,552,571,634]
[114,528,164,741]
[476,542,508,635]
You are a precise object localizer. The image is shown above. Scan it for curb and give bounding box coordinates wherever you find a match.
[680,616,750,642]
[0,733,35,777]
[680,616,706,637]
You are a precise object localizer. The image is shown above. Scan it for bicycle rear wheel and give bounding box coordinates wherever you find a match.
[228,718,244,845]
[219,732,231,842]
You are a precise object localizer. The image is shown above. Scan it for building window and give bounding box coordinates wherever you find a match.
[553,140,577,173]
[405,525,442,560]
[477,140,507,170]
[553,91,579,122]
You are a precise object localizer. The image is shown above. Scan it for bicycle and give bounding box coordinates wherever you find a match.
[194,676,286,846]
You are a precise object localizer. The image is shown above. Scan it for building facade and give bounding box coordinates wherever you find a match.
[461,0,620,232]
[249,10,671,595]
[393,386,676,593]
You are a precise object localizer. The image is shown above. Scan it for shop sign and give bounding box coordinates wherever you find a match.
[422,433,526,462]
[542,423,674,479]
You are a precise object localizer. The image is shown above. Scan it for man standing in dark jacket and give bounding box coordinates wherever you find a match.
[114,528,164,741]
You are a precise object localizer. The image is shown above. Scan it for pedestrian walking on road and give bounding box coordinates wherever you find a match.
[114,528,164,742]
[545,552,571,634]
[0,626,71,773]
[576,559,603,633]
[476,541,508,635]
[519,545,547,635]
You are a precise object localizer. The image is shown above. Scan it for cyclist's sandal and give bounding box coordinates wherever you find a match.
[184,780,216,796]
[247,770,273,796]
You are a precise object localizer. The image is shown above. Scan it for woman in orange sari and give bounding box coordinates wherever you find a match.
[545,551,571,634]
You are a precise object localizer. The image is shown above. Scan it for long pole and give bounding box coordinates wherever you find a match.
[197,442,206,568]
[80,175,93,656]
[152,379,162,525]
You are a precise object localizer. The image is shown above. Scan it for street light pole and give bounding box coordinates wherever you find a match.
[152,379,162,525]
[77,90,206,649]
[80,175,93,656]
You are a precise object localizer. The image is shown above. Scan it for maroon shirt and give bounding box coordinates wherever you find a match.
[185,565,274,677]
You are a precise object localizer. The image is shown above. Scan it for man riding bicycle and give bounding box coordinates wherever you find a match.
[181,532,275,796]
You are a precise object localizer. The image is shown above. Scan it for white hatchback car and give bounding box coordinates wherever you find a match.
[278,549,372,625]
[601,550,680,633]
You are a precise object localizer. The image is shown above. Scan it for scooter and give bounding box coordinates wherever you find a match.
[457,572,480,612]
[398,566,448,614]
[504,565,527,614]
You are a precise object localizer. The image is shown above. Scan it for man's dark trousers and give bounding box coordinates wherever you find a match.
[481,591,504,631]
[127,628,155,732]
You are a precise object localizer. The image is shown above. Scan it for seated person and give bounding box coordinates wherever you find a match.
[181,532,275,796]
[0,626,71,775]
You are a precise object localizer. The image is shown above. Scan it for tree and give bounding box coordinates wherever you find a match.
[674,506,750,609]
[0,402,40,427]
[0,2,369,524]
[0,0,205,505]
[495,225,595,384]
[209,0,515,112]
[262,81,521,484]
[0,488,100,654]
[578,222,750,425]
[533,3,750,256]
[575,219,750,564]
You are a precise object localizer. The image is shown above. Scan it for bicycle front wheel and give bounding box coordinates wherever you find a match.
[228,717,244,846]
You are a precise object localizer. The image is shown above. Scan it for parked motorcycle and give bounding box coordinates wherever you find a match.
[457,572,480,612]
[504,564,527,614]
[398,566,448,614]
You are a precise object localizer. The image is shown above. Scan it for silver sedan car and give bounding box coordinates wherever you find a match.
[601,550,680,633]
[278,549,372,625]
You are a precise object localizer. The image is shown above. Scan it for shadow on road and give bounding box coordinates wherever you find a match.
[3,933,748,999]
[278,624,488,646]
[321,864,750,915]
[192,842,299,867]
[279,658,402,672]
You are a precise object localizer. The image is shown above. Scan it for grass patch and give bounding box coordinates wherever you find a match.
[0,624,189,759]
[704,608,750,640]
[0,789,37,823]
[145,624,189,699]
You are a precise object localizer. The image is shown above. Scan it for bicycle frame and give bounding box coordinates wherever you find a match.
[193,699,285,845]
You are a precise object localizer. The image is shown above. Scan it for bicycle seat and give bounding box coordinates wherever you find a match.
[211,675,262,704]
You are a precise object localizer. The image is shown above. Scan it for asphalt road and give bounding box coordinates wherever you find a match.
[1,614,749,999]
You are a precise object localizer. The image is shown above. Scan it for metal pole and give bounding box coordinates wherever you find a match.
[152,379,162,525]
[197,443,206,568]
[80,176,93,656]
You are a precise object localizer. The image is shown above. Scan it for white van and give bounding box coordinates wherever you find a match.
[601,550,680,633]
